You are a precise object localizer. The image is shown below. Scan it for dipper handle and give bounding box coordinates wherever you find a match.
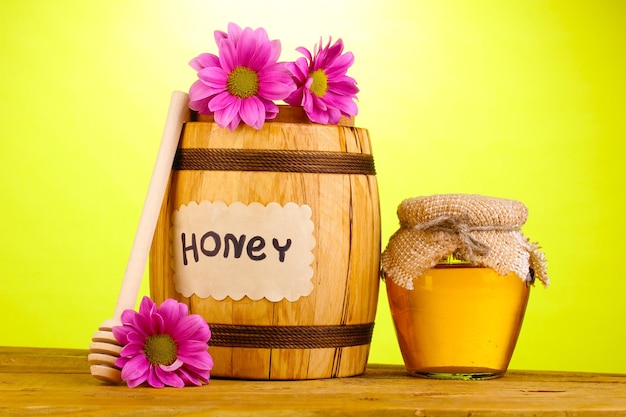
[111,91,190,323]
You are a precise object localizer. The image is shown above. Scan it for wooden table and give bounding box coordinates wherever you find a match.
[1,346,625,416]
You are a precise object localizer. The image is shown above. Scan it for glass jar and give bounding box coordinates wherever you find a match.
[386,256,532,379]
[381,194,548,380]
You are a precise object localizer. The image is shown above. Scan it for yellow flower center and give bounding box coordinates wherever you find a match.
[144,334,178,366]
[227,66,259,98]
[309,69,328,97]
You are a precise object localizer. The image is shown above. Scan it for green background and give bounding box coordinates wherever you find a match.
[1,0,625,373]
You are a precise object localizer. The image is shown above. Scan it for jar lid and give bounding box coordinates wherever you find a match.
[398,194,528,229]
[381,194,549,290]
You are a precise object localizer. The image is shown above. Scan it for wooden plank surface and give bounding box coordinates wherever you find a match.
[1,346,625,416]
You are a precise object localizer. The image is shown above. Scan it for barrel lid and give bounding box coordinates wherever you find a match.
[194,105,354,127]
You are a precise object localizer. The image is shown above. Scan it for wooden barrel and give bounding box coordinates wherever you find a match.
[149,106,380,380]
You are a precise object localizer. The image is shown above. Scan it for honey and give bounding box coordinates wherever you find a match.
[386,265,530,380]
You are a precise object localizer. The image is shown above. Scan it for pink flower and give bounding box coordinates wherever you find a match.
[188,23,295,130]
[285,38,359,125]
[113,296,213,388]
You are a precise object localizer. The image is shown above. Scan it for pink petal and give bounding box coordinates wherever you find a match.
[119,342,144,357]
[172,314,211,342]
[328,51,354,74]
[160,358,184,372]
[252,26,270,45]
[188,99,212,114]
[198,67,228,88]
[119,309,136,326]
[240,96,266,129]
[126,378,146,388]
[177,367,206,386]
[178,340,210,354]
[189,53,220,71]
[156,367,185,388]
[292,57,311,82]
[126,330,146,345]
[326,92,359,115]
[284,87,304,106]
[226,116,241,131]
[146,367,165,388]
[258,78,295,100]
[157,299,182,331]
[304,77,314,91]
[326,107,342,125]
[178,302,189,320]
[269,39,282,62]
[114,356,129,369]
[177,351,214,370]
[225,22,243,45]
[189,80,216,101]
[284,62,305,85]
[184,359,214,376]
[138,296,155,316]
[126,376,147,389]
[247,42,272,71]
[237,27,259,67]
[295,46,313,62]
[218,38,238,72]
[120,354,150,382]
[303,96,330,124]
[208,91,237,112]
[214,29,228,45]
[327,79,359,96]
[261,98,279,119]
[150,311,166,334]
[311,93,329,111]
[308,108,329,124]
[326,39,344,61]
[112,325,132,344]
[259,62,293,78]
[213,101,242,130]
[126,311,151,338]
[302,91,315,112]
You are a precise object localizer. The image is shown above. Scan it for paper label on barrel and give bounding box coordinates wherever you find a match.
[170,200,315,302]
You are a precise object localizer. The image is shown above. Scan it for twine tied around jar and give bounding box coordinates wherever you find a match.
[382,194,549,290]
[412,215,520,262]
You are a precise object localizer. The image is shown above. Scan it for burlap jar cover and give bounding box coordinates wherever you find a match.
[381,194,549,290]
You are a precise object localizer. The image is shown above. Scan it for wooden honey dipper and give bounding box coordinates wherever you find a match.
[88,91,190,383]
